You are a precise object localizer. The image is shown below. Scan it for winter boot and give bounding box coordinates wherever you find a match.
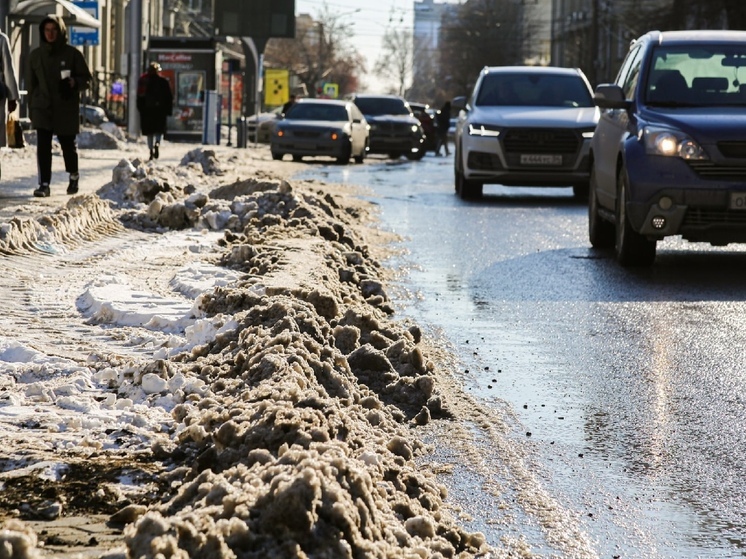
[154,143,160,159]
[67,173,79,195]
[33,183,50,197]
[149,149,154,161]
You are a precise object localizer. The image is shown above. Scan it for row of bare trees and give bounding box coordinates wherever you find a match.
[263,0,746,106]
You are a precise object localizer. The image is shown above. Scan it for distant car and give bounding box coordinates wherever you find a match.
[80,104,107,125]
[246,106,282,143]
[270,98,369,164]
[590,29,746,266]
[409,102,437,152]
[349,94,425,160]
[452,65,598,199]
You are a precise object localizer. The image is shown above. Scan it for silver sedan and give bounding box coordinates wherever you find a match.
[270,99,369,164]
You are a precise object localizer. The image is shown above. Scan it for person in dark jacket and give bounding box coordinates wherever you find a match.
[26,15,92,197]
[136,62,173,160]
[434,101,451,156]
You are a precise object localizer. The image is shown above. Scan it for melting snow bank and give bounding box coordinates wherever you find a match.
[0,149,494,558]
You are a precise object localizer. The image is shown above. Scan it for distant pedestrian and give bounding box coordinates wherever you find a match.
[136,62,173,161]
[282,94,296,115]
[26,15,92,197]
[0,29,20,148]
[435,100,451,156]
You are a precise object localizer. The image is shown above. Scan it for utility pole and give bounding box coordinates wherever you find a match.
[127,0,143,138]
[590,0,599,86]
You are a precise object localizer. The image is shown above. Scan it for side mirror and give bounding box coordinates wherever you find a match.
[452,96,467,111]
[593,84,631,109]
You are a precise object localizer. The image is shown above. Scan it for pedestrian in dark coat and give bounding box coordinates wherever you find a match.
[435,101,451,156]
[26,15,92,197]
[136,62,173,160]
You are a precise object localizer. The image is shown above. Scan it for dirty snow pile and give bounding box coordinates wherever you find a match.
[0,149,493,558]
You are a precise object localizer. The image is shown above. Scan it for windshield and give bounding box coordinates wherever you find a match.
[475,72,593,108]
[285,103,349,121]
[646,44,746,107]
[354,97,410,116]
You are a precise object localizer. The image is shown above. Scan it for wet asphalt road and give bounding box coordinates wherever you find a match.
[301,151,746,558]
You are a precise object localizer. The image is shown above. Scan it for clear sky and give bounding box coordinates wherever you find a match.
[294,0,460,93]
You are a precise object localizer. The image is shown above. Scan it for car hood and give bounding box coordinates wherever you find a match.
[468,106,599,127]
[364,114,419,125]
[278,120,349,130]
[640,107,746,143]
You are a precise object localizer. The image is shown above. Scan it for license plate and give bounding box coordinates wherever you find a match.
[729,192,746,210]
[520,154,562,165]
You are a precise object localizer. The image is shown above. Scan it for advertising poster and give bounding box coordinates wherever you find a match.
[150,50,216,137]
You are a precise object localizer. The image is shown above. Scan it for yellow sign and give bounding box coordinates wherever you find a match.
[265,69,289,106]
[322,82,339,99]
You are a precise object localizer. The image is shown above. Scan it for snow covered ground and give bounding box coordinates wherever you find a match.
[0,135,501,559]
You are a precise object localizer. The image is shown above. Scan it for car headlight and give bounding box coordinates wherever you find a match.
[642,126,707,160]
[468,123,501,137]
[411,124,420,133]
[580,128,595,139]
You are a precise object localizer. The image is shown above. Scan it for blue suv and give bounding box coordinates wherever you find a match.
[590,30,746,266]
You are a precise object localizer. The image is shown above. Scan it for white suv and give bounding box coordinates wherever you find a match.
[453,66,598,199]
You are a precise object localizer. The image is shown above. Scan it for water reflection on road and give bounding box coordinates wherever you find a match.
[298,153,746,558]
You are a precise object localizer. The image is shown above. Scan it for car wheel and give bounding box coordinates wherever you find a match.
[573,183,589,200]
[336,143,352,165]
[407,148,425,161]
[388,152,403,159]
[292,155,303,162]
[354,141,367,164]
[588,167,614,249]
[615,169,656,266]
[455,145,483,199]
[271,152,283,161]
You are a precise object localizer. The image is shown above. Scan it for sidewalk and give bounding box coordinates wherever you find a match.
[0,132,277,223]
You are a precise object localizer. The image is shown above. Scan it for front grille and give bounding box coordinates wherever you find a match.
[683,208,746,227]
[292,130,323,139]
[687,161,746,180]
[718,141,746,158]
[374,122,412,135]
[503,128,580,154]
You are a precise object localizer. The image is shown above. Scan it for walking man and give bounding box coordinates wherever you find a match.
[26,15,92,197]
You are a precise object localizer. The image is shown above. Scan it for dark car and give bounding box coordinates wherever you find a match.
[452,66,598,199]
[409,102,437,152]
[590,30,746,266]
[349,94,425,160]
[270,98,369,164]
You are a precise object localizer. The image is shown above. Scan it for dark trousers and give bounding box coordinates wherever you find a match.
[36,128,78,186]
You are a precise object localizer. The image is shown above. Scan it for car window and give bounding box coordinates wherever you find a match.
[621,47,644,98]
[615,44,642,89]
[645,44,746,106]
[286,103,349,121]
[475,72,593,107]
[353,97,410,116]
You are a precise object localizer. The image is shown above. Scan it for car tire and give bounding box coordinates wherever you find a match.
[455,145,483,199]
[388,152,403,159]
[588,167,614,249]
[271,152,283,161]
[615,169,656,266]
[292,155,303,162]
[407,148,425,161]
[336,143,352,165]
[353,142,367,164]
[573,183,589,200]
